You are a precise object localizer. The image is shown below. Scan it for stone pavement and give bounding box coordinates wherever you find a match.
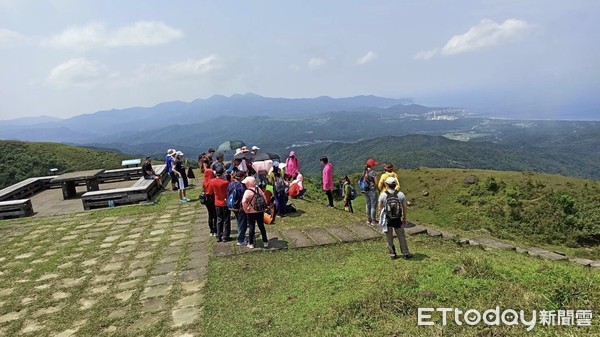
[0,202,208,336]
[212,222,382,257]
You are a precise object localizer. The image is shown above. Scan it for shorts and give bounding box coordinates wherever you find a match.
[178,177,185,191]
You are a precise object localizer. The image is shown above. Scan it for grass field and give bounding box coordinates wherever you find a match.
[0,169,598,336]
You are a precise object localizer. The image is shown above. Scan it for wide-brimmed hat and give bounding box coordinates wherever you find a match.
[167,149,175,155]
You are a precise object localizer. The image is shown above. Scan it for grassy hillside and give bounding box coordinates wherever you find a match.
[302,168,599,259]
[0,141,131,189]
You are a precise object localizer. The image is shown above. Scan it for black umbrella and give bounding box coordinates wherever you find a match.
[266,153,281,161]
[233,152,254,161]
[251,153,271,162]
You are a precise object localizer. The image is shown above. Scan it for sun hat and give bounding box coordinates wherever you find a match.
[385,177,397,186]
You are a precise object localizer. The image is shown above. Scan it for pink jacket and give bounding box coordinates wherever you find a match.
[241,176,267,213]
[285,156,300,177]
[322,162,333,190]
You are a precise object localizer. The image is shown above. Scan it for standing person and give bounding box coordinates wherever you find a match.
[166,149,177,190]
[174,151,189,202]
[175,151,189,189]
[142,156,164,189]
[272,165,289,217]
[210,167,231,242]
[379,177,412,260]
[202,169,217,236]
[201,148,215,172]
[342,176,354,213]
[285,151,300,179]
[320,156,334,208]
[241,176,269,249]
[378,162,401,192]
[363,158,379,225]
[251,146,260,155]
[210,153,225,172]
[228,171,248,246]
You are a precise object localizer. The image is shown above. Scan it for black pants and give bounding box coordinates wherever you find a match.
[247,212,268,245]
[204,199,216,234]
[325,190,334,207]
[215,206,231,240]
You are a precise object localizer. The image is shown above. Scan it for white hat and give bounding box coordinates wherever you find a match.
[167,149,175,155]
[385,177,397,186]
[176,151,184,156]
[252,146,260,150]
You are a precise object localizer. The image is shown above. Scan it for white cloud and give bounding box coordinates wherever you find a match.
[0,27,26,47]
[136,55,220,79]
[42,21,183,50]
[46,58,117,88]
[414,18,532,60]
[413,48,438,61]
[356,51,377,65]
[308,57,325,70]
[107,21,183,47]
[441,19,532,55]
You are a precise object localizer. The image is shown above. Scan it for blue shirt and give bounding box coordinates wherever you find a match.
[165,155,173,173]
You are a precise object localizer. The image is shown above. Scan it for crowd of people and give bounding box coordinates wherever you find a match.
[153,146,412,258]
[197,146,305,249]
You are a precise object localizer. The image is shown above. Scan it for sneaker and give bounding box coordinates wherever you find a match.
[222,237,231,242]
[216,237,223,242]
[210,232,215,237]
[403,254,413,260]
[237,240,248,246]
[328,206,334,209]
[183,197,191,202]
[263,241,269,248]
[247,244,254,249]
[180,199,189,203]
[390,254,398,260]
[367,221,372,225]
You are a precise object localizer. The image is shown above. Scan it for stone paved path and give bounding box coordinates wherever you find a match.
[0,202,209,336]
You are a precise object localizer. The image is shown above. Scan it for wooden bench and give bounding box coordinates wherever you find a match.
[0,199,34,219]
[81,165,167,210]
[0,176,57,201]
[98,167,143,183]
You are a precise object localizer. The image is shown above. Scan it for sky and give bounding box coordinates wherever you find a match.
[0,0,599,120]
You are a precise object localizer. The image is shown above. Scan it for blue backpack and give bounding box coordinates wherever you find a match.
[227,182,244,210]
[358,176,369,193]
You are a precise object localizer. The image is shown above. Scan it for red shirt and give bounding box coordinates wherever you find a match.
[210,178,229,207]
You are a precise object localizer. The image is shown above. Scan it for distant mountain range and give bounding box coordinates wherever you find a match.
[0,93,412,143]
[0,93,598,180]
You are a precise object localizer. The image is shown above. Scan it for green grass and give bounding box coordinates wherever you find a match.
[201,237,600,336]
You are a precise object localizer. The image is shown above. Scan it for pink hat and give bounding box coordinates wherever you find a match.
[289,151,296,157]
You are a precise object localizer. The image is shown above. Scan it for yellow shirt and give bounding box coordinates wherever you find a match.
[378,172,400,192]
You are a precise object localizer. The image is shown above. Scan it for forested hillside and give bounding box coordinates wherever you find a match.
[0,141,130,189]
[292,134,600,180]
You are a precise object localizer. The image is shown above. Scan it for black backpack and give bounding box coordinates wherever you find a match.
[250,188,268,212]
[385,191,402,222]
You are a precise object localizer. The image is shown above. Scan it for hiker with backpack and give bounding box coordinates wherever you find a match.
[379,177,412,260]
[273,165,289,217]
[321,156,334,208]
[342,176,356,213]
[228,171,248,246]
[361,158,379,225]
[378,162,400,192]
[241,176,269,249]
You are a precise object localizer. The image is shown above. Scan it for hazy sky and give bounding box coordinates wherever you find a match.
[1,0,599,120]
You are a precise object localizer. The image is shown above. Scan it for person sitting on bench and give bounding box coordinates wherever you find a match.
[142,156,164,189]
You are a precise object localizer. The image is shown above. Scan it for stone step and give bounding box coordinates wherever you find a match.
[281,229,313,248]
[304,228,338,246]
